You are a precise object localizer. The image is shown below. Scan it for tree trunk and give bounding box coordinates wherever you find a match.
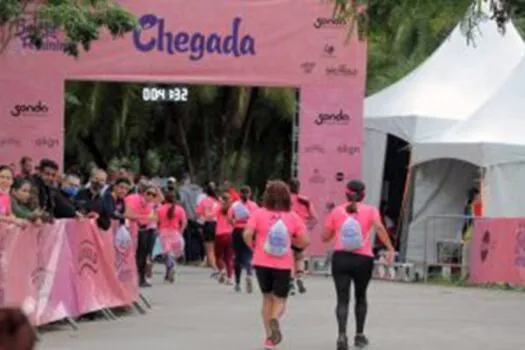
[232,88,258,182]
[216,87,238,182]
[79,136,107,169]
[201,107,213,182]
[177,111,196,181]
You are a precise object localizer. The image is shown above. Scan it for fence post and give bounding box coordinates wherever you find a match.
[423,216,429,282]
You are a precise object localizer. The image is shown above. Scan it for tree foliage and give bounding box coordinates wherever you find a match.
[0,0,136,56]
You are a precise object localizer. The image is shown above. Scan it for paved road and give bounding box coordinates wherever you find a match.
[39,266,524,350]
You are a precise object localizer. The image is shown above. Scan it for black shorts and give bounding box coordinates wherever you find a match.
[292,245,304,253]
[202,221,216,243]
[254,266,291,298]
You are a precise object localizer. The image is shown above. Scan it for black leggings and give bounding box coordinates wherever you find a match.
[232,228,253,284]
[136,228,157,283]
[331,251,374,335]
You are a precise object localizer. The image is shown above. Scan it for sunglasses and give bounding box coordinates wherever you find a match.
[146,192,157,197]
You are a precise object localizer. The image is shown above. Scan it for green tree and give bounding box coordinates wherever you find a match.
[0,0,136,56]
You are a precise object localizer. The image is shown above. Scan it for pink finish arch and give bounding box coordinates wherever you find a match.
[0,0,366,255]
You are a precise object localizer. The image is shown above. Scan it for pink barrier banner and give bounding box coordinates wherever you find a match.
[470,218,525,285]
[0,220,138,326]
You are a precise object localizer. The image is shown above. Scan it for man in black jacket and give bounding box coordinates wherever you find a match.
[29,159,59,217]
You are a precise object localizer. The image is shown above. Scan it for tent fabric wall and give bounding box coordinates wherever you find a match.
[362,129,387,207]
[485,162,525,217]
[405,159,479,263]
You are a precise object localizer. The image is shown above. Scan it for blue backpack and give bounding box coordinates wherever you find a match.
[232,201,250,220]
[340,214,363,251]
[264,218,290,257]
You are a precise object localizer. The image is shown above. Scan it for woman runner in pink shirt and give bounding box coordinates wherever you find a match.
[228,185,258,293]
[289,179,317,295]
[244,180,310,350]
[157,192,187,283]
[215,191,234,284]
[196,181,221,277]
[323,180,395,350]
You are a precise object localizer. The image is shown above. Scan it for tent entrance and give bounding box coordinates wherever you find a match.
[379,134,410,250]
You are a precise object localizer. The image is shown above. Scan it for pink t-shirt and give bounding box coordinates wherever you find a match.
[158,203,187,232]
[195,196,221,222]
[291,194,311,222]
[125,194,154,227]
[0,192,11,216]
[216,211,233,235]
[324,203,380,257]
[228,200,258,228]
[247,208,307,270]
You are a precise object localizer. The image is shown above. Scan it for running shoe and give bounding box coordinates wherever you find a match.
[336,334,348,350]
[218,272,226,284]
[354,334,369,348]
[268,318,283,345]
[224,279,233,286]
[166,268,175,284]
[210,270,220,279]
[245,277,253,294]
[264,338,276,350]
[296,278,306,294]
[289,280,296,296]
[234,284,241,292]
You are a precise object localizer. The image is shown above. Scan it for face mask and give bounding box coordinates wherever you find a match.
[63,187,78,197]
[167,185,175,191]
[91,182,103,192]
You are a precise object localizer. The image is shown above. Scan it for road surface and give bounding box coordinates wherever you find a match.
[39,266,524,350]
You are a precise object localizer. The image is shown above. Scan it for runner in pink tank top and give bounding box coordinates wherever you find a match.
[322,180,395,350]
[228,185,258,293]
[288,179,317,295]
[157,192,187,283]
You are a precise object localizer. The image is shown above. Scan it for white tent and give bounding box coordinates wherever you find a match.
[405,47,525,264]
[362,16,525,213]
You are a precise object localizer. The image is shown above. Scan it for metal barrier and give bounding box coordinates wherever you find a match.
[422,214,470,281]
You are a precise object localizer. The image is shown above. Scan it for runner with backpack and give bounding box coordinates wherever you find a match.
[229,185,258,293]
[323,180,395,350]
[243,180,310,350]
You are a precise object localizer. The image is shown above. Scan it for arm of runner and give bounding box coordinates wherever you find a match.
[373,215,395,263]
[243,227,255,248]
[322,210,336,243]
[292,216,310,249]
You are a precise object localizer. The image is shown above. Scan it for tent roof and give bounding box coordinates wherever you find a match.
[413,54,525,167]
[364,17,525,143]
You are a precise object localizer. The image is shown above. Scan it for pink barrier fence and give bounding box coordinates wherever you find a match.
[470,218,525,285]
[0,220,139,326]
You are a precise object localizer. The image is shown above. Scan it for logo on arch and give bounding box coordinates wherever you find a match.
[133,14,256,61]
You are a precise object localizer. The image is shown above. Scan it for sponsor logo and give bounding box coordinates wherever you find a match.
[309,168,325,184]
[337,144,360,155]
[133,14,256,61]
[480,230,491,263]
[313,17,347,29]
[314,109,350,126]
[323,44,336,58]
[300,61,316,74]
[78,240,98,275]
[34,137,59,149]
[10,101,49,117]
[335,172,345,182]
[0,138,21,148]
[515,224,525,267]
[326,64,358,77]
[304,144,325,154]
[12,13,67,52]
[325,202,336,213]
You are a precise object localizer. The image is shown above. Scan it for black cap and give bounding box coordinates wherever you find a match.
[346,179,365,192]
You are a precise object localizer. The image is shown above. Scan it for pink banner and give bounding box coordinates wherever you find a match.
[0,220,139,326]
[0,1,366,198]
[299,86,364,256]
[470,218,525,285]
